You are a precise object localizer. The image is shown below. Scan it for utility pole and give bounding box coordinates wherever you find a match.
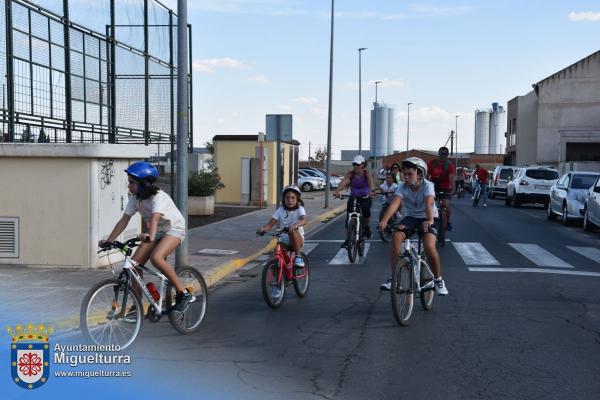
[406,102,412,158]
[175,0,189,266]
[358,48,367,154]
[324,0,334,208]
[450,130,454,155]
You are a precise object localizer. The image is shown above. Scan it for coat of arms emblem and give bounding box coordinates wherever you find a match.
[8,323,53,390]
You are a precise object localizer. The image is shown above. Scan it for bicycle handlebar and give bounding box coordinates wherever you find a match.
[257,227,290,237]
[98,238,141,254]
[336,194,373,200]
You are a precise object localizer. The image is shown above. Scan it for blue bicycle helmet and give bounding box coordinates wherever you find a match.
[124,161,158,182]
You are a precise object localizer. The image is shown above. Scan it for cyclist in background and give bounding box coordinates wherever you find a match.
[334,155,374,247]
[427,146,456,231]
[455,167,466,194]
[378,172,399,224]
[472,164,489,207]
[378,157,448,295]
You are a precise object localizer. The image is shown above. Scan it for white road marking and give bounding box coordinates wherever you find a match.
[508,243,574,268]
[197,249,239,256]
[328,244,371,265]
[468,267,600,277]
[567,246,600,263]
[302,243,319,255]
[452,242,500,265]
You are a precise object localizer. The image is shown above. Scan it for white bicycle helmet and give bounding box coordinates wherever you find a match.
[401,157,427,176]
[282,185,302,196]
[352,155,366,165]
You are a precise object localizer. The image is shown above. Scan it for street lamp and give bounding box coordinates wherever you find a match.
[325,0,335,208]
[358,47,367,155]
[406,102,412,158]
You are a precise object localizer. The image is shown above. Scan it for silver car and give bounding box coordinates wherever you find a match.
[298,175,325,192]
[547,171,599,225]
[583,174,600,232]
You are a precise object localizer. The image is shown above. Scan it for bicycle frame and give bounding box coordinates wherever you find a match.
[116,255,169,318]
[348,197,363,242]
[400,233,433,293]
[272,238,308,282]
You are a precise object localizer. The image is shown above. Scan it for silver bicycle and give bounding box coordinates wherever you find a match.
[391,228,436,326]
[80,238,208,349]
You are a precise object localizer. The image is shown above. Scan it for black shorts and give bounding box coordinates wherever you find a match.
[347,197,372,218]
[435,189,452,200]
[393,216,438,237]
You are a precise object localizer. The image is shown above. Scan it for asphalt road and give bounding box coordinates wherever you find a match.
[60,195,600,400]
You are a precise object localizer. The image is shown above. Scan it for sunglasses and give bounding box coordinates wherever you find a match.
[352,163,362,167]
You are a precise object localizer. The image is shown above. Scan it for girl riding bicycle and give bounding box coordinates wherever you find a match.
[378,157,449,295]
[98,161,193,313]
[257,185,307,270]
[378,172,399,222]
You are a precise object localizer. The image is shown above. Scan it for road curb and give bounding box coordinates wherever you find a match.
[200,202,347,288]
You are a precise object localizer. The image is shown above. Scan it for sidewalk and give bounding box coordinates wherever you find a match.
[0,192,346,334]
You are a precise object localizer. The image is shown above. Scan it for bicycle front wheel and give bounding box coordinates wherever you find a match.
[261,259,285,309]
[166,267,208,334]
[419,256,435,311]
[347,218,359,263]
[293,253,310,298]
[80,278,143,349]
[380,220,393,242]
[391,258,414,326]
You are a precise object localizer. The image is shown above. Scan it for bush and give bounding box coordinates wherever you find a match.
[188,170,225,197]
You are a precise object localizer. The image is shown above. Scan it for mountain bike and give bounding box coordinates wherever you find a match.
[80,238,208,349]
[259,228,310,309]
[391,227,436,326]
[338,194,370,262]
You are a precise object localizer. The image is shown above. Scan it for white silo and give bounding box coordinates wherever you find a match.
[370,102,395,157]
[387,107,395,154]
[474,109,491,154]
[489,103,507,154]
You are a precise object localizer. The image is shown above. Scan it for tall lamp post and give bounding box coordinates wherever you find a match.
[358,47,367,155]
[325,0,334,208]
[406,102,412,158]
[455,115,459,169]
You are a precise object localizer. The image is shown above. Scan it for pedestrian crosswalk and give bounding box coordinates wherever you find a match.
[299,239,599,275]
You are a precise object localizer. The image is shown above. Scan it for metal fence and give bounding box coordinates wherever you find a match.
[0,0,192,148]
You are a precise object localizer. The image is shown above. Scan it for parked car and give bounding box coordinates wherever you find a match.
[505,165,559,207]
[299,168,341,188]
[547,171,600,225]
[298,175,325,192]
[489,166,517,199]
[583,174,600,232]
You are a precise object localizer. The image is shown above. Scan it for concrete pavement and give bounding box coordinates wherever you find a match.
[0,191,347,335]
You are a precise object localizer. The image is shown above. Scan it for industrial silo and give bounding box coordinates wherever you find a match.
[488,103,507,154]
[474,109,491,154]
[370,102,395,157]
[387,107,395,154]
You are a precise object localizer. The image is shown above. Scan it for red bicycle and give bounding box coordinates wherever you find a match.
[259,228,310,309]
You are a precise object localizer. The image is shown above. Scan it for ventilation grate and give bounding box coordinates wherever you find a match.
[0,218,19,258]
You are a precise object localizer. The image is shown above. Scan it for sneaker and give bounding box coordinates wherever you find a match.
[471,196,475,200]
[271,286,282,299]
[120,306,138,324]
[434,278,448,296]
[446,222,453,232]
[380,278,392,291]
[173,290,196,313]
[294,257,305,267]
[341,240,350,249]
[483,203,488,207]
[364,227,373,239]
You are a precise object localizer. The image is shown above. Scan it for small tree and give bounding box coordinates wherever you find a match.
[188,169,225,197]
[204,141,215,171]
[314,147,327,162]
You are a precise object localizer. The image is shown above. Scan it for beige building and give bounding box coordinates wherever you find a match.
[506,50,600,172]
[0,144,153,268]
[213,135,299,205]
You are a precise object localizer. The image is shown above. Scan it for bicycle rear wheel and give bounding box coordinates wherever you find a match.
[472,189,480,207]
[437,209,447,247]
[80,278,143,349]
[347,218,359,263]
[419,256,435,311]
[293,253,310,297]
[166,267,208,334]
[261,259,285,308]
[391,258,414,326]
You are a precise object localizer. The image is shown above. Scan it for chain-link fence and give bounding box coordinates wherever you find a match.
[0,0,191,148]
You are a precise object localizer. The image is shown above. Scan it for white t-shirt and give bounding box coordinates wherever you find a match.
[394,179,439,219]
[379,182,399,204]
[124,190,186,232]
[271,206,307,236]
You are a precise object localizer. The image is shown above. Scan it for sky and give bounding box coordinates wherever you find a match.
[44,0,600,160]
